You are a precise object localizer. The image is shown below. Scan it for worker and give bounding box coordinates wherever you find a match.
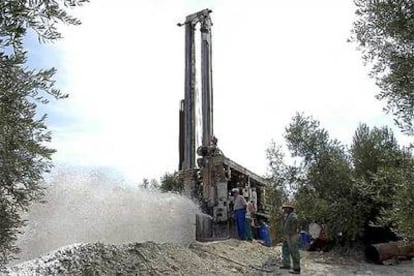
[309,223,328,252]
[245,200,256,241]
[233,188,247,240]
[280,202,301,274]
[246,200,256,223]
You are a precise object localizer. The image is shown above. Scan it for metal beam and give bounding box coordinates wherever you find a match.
[201,15,213,148]
[178,9,212,26]
[221,156,268,186]
[183,22,196,169]
[178,100,185,170]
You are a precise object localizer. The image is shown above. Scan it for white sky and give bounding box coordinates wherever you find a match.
[42,0,411,183]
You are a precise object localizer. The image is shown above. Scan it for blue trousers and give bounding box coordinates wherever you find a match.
[235,209,247,240]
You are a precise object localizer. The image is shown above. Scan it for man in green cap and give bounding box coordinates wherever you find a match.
[280,202,301,274]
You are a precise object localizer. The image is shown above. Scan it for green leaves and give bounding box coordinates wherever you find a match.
[378,151,414,239]
[0,0,86,268]
[159,172,184,194]
[269,113,414,242]
[0,0,89,54]
[351,0,414,135]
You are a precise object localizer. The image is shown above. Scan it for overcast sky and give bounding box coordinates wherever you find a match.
[28,0,411,183]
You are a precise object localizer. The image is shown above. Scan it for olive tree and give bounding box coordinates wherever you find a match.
[0,0,87,267]
[351,0,414,135]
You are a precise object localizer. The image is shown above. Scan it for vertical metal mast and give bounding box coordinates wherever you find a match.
[183,21,196,170]
[178,9,213,199]
[178,10,270,241]
[179,9,213,170]
[200,14,213,148]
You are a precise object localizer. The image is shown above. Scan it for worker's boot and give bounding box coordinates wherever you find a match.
[289,268,301,274]
[279,265,290,269]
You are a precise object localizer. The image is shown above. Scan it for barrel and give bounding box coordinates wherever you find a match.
[258,223,272,247]
[299,231,311,249]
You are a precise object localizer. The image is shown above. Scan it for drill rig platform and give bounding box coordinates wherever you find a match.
[177,9,269,241]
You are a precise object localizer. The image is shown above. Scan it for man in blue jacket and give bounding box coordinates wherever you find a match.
[233,188,247,240]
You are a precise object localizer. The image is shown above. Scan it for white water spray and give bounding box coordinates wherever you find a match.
[14,167,199,263]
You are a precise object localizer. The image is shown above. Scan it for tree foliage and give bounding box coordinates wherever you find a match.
[265,141,289,241]
[159,171,183,194]
[351,0,414,135]
[284,113,362,241]
[351,124,403,222]
[139,178,160,191]
[377,149,414,239]
[0,0,87,268]
[269,113,414,243]
[1,0,88,52]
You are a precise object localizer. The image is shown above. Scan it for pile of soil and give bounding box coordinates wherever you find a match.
[6,240,414,275]
[6,240,280,275]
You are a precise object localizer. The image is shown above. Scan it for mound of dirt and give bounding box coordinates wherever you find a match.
[6,240,414,275]
[6,240,280,276]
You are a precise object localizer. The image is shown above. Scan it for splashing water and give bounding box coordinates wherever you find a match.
[14,167,199,263]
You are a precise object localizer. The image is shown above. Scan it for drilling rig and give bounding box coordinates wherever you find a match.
[178,9,269,241]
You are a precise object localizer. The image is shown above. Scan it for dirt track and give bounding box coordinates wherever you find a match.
[275,250,414,276]
[5,239,414,275]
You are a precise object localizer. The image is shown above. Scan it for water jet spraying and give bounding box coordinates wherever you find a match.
[14,167,198,263]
